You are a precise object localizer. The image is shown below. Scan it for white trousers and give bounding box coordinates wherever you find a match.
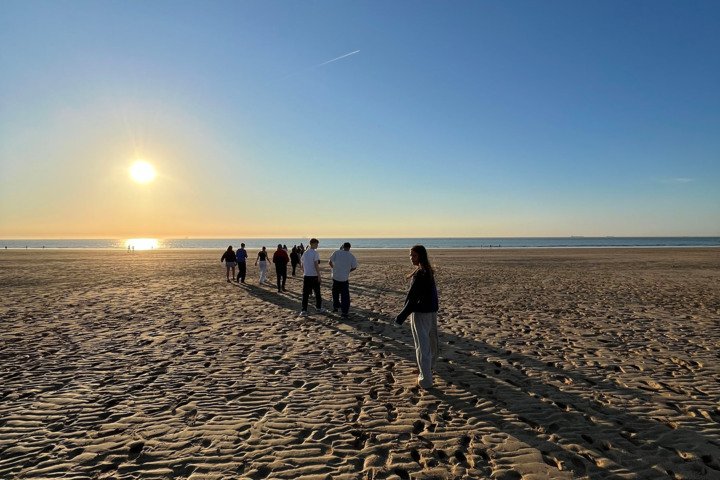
[410,311,439,388]
[258,260,268,283]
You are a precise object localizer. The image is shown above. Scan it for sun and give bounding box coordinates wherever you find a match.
[129,160,156,184]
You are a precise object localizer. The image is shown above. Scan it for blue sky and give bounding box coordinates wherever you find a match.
[1,0,718,238]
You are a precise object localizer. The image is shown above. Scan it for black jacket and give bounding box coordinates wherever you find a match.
[221,250,236,263]
[396,268,439,324]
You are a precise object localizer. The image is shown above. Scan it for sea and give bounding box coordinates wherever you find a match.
[1,237,719,250]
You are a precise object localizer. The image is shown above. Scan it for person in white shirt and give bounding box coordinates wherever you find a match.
[299,238,325,316]
[329,242,358,318]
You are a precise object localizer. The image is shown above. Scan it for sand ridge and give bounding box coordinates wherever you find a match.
[1,248,719,479]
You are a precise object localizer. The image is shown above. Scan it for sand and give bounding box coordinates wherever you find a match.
[1,247,719,479]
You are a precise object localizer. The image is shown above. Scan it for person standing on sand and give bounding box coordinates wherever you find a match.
[255,246,270,284]
[290,246,300,276]
[220,245,237,283]
[394,245,439,389]
[329,242,358,318]
[272,244,290,292]
[235,243,248,283]
[299,238,325,316]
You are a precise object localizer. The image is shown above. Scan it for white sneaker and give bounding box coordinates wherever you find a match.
[299,311,308,317]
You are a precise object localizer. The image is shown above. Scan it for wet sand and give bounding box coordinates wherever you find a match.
[1,248,719,479]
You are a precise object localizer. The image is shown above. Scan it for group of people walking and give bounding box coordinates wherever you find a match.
[221,240,440,389]
[221,243,304,292]
[221,243,249,283]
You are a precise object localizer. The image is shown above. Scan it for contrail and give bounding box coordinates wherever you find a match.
[315,50,360,67]
[281,50,360,79]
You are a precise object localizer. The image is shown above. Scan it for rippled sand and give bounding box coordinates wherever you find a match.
[1,248,719,479]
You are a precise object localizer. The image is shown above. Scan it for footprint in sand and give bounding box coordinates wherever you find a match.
[351,429,369,450]
[369,387,379,400]
[386,403,398,422]
[247,465,271,479]
[454,448,468,465]
[416,434,434,449]
[362,453,384,469]
[66,447,84,459]
[410,448,421,463]
[409,393,420,406]
[346,399,363,423]
[128,441,144,460]
[295,428,312,443]
[184,408,197,426]
[393,467,410,479]
[433,448,449,463]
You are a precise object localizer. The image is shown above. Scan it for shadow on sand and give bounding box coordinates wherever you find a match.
[234,280,720,479]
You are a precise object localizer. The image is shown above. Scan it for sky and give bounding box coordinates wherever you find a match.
[1,0,719,239]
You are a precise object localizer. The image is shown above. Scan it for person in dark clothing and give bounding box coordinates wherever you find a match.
[272,244,290,292]
[235,242,248,283]
[220,245,237,283]
[394,245,439,389]
[290,246,300,276]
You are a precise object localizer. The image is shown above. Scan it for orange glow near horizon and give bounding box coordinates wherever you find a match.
[124,238,159,250]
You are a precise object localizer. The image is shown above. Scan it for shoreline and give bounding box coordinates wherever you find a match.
[2,245,719,251]
[2,236,718,252]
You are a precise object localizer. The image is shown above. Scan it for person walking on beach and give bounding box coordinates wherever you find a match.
[290,246,300,276]
[220,245,237,283]
[235,243,248,283]
[300,238,325,316]
[329,242,358,318]
[255,246,270,284]
[394,245,439,389]
[272,244,290,292]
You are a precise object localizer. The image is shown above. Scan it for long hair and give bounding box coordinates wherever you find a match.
[408,244,434,279]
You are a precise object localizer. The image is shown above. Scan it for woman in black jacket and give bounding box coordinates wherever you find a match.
[394,245,439,389]
[220,245,237,283]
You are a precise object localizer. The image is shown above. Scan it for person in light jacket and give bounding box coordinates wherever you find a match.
[255,246,270,284]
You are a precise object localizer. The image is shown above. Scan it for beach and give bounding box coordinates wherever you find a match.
[1,248,719,479]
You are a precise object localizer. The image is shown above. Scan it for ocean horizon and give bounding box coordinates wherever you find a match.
[1,237,719,250]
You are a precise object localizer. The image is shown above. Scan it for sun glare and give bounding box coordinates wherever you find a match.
[125,238,159,251]
[129,161,156,184]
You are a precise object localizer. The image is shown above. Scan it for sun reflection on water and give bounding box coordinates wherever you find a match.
[124,238,160,251]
